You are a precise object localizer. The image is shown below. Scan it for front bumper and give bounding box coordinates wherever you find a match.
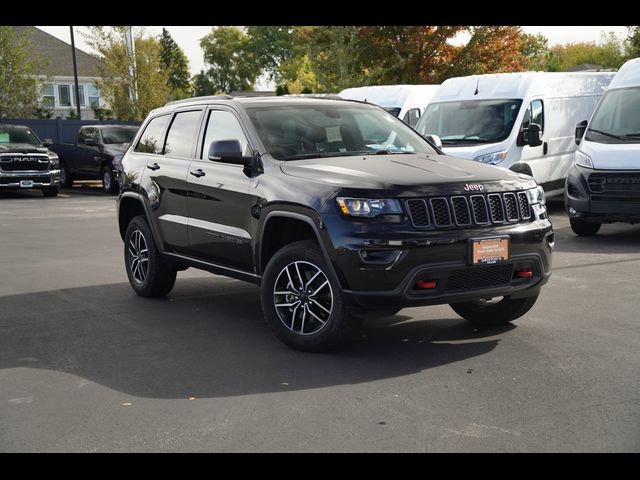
[565,165,640,223]
[323,213,554,309]
[0,169,61,189]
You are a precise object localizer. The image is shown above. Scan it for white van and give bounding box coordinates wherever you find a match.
[565,58,640,235]
[414,72,614,197]
[338,84,440,127]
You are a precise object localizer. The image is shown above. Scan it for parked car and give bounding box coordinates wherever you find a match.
[50,125,139,193]
[415,72,614,197]
[566,58,640,235]
[0,124,61,196]
[338,85,440,127]
[117,96,553,351]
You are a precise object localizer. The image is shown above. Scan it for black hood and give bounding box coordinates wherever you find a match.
[0,143,49,155]
[103,143,129,156]
[279,153,536,196]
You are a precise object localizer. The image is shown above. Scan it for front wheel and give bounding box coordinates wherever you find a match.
[124,215,176,297]
[450,294,539,325]
[261,240,362,352]
[102,166,118,194]
[42,187,59,197]
[59,161,73,188]
[570,217,601,236]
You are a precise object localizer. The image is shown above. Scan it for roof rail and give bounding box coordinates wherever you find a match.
[164,95,234,106]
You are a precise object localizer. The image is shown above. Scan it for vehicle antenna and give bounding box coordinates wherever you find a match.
[474,77,480,95]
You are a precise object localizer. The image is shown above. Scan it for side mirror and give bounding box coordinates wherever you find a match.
[41,138,53,147]
[84,138,98,146]
[526,123,543,147]
[208,140,253,166]
[575,120,588,145]
[424,134,442,149]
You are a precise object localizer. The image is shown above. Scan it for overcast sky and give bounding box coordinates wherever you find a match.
[36,25,630,88]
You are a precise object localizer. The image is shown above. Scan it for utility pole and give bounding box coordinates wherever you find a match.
[69,26,82,119]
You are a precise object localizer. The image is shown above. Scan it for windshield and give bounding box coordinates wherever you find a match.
[585,87,640,144]
[101,127,137,144]
[245,104,436,161]
[415,99,523,146]
[0,125,41,147]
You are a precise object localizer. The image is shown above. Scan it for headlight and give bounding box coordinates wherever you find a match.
[525,185,546,206]
[575,151,593,168]
[112,154,124,170]
[336,197,402,218]
[474,150,508,165]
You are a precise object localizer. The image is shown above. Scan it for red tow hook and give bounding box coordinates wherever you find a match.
[516,268,534,279]
[416,280,437,289]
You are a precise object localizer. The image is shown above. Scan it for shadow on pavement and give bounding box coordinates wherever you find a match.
[0,277,511,399]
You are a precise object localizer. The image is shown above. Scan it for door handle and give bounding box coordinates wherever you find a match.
[146,163,160,171]
[543,142,548,155]
[190,169,206,178]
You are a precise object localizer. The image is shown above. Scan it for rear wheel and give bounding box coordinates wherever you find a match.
[124,215,176,297]
[450,294,538,325]
[102,166,118,194]
[261,240,362,352]
[570,217,601,236]
[59,161,73,188]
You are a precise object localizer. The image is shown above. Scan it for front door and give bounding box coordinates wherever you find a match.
[186,108,255,271]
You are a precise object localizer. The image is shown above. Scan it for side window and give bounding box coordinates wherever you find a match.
[164,110,202,158]
[403,108,421,128]
[201,110,250,160]
[135,114,171,154]
[78,128,89,144]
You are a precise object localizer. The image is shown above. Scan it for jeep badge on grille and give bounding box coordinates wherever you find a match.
[464,184,484,191]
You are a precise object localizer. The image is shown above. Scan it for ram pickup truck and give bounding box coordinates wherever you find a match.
[117,96,554,351]
[51,125,138,193]
[0,124,61,196]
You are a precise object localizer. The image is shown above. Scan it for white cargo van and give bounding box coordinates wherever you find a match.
[565,58,640,235]
[338,85,440,127]
[414,72,614,197]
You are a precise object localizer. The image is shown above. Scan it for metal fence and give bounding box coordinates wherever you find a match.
[0,118,141,144]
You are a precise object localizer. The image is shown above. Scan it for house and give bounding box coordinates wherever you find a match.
[13,26,107,119]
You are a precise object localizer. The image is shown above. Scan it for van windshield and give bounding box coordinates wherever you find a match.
[246,104,436,161]
[585,87,640,144]
[415,99,522,146]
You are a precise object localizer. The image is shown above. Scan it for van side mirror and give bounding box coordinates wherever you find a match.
[424,134,442,149]
[208,140,253,166]
[575,120,588,145]
[41,139,53,147]
[525,123,543,147]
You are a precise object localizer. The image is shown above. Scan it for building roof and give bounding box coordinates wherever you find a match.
[12,26,104,78]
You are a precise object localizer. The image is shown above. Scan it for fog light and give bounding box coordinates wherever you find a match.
[568,207,578,217]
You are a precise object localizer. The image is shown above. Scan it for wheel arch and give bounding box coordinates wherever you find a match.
[117,192,164,250]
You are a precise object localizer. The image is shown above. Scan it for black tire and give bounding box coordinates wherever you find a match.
[570,217,601,236]
[261,240,363,352]
[59,161,73,188]
[450,294,539,325]
[124,215,176,297]
[42,187,59,197]
[101,166,119,194]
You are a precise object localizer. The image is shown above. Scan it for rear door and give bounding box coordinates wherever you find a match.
[185,107,255,271]
[75,127,101,176]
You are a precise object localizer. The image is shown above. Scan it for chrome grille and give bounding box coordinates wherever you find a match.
[405,191,534,230]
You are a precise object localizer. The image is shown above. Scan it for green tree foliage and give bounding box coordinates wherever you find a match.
[0,26,45,118]
[627,26,640,57]
[546,33,628,71]
[85,26,171,121]
[200,27,261,93]
[521,33,550,71]
[159,28,191,99]
[192,70,216,96]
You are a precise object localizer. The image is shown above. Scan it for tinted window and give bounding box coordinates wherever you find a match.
[164,110,202,158]
[78,128,98,144]
[0,126,41,146]
[101,127,138,144]
[416,99,522,145]
[201,110,250,159]
[135,115,171,154]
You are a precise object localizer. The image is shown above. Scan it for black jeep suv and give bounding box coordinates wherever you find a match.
[117,96,553,351]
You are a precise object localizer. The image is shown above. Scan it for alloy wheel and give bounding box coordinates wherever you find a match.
[128,229,149,284]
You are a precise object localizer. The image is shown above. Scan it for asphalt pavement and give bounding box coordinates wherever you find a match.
[0,184,638,452]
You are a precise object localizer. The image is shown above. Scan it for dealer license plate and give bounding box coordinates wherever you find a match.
[470,237,509,265]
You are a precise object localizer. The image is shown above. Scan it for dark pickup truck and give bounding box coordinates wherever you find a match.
[51,125,139,193]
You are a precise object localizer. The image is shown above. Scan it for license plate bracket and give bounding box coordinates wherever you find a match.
[20,180,33,188]
[469,236,510,265]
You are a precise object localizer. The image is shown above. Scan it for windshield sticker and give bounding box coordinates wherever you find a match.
[326,126,342,143]
[0,132,9,143]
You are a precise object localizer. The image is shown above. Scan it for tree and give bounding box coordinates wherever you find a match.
[0,26,44,118]
[84,26,171,121]
[192,70,216,96]
[546,33,627,71]
[627,26,640,57]
[159,28,191,99]
[521,33,550,71]
[200,27,261,93]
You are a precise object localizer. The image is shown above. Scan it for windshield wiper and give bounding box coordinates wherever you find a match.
[587,129,623,140]
[623,133,640,138]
